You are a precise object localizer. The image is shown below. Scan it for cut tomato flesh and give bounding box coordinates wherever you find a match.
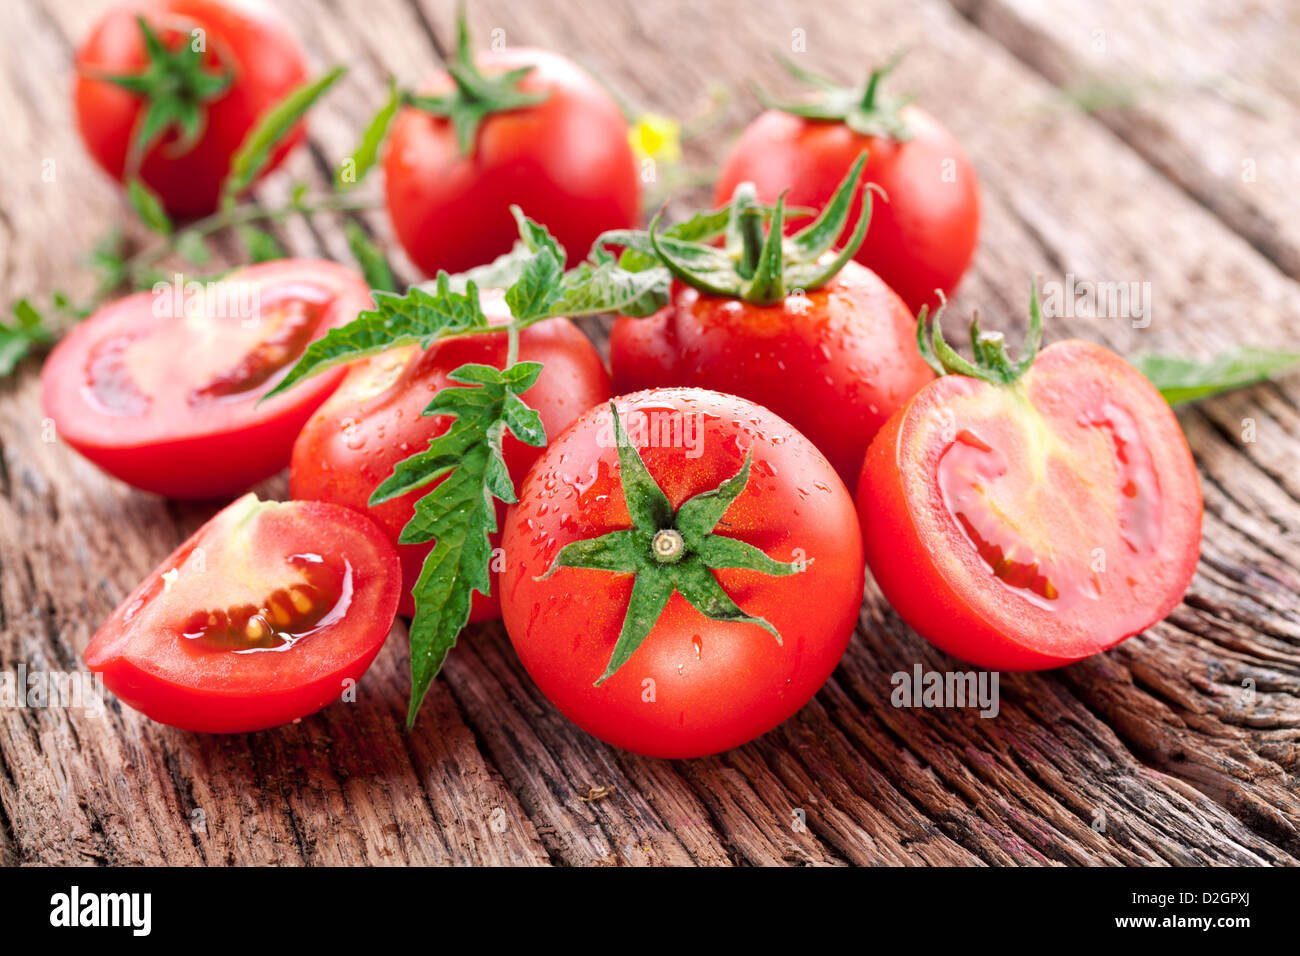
[191,292,328,401]
[939,428,1078,608]
[861,339,1202,669]
[927,375,1168,621]
[85,495,402,733]
[42,260,374,498]
[178,553,348,653]
[113,284,332,408]
[84,332,150,416]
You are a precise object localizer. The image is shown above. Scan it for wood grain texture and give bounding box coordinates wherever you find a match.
[952,0,1300,281]
[0,0,1297,866]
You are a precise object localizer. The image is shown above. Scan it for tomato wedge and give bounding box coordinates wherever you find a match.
[85,494,401,733]
[858,303,1202,670]
[42,260,373,499]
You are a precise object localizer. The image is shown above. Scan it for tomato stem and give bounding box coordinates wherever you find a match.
[506,321,520,367]
[642,152,871,306]
[651,529,685,563]
[402,3,549,156]
[755,52,913,142]
[537,402,807,686]
[917,281,1045,385]
[125,194,380,282]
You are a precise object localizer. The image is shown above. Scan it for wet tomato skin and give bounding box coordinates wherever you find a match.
[290,305,611,620]
[500,388,865,759]
[714,107,980,314]
[41,259,373,500]
[857,340,1202,670]
[610,261,935,486]
[385,47,639,276]
[75,0,310,218]
[85,495,401,733]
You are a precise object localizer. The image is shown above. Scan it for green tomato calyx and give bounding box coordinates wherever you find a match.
[754,52,914,142]
[97,15,234,168]
[642,151,876,306]
[918,281,1045,386]
[404,5,550,156]
[536,401,810,685]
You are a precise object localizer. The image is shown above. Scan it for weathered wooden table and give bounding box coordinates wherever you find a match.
[2,0,1298,866]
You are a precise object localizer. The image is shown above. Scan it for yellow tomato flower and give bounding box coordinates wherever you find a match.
[629,113,682,165]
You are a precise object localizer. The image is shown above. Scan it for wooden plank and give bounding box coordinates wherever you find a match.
[952,0,1300,281]
[0,0,1296,865]
[447,0,1300,863]
[0,0,549,867]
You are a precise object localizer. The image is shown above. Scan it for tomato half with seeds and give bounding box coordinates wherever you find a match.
[75,0,310,217]
[42,259,373,499]
[85,494,401,733]
[500,388,865,759]
[857,304,1202,670]
[290,290,610,620]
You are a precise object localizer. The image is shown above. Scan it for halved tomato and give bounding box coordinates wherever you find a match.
[41,259,373,499]
[85,494,401,733]
[858,312,1202,670]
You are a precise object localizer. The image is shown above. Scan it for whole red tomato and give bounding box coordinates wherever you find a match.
[612,262,933,486]
[500,388,865,759]
[714,61,979,313]
[86,494,401,733]
[74,0,310,217]
[858,296,1202,670]
[384,22,639,275]
[610,155,934,486]
[290,292,610,620]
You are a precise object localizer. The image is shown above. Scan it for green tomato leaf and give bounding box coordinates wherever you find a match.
[263,274,490,402]
[338,78,400,189]
[402,439,498,725]
[268,215,673,405]
[237,225,285,263]
[501,390,545,446]
[504,235,564,321]
[380,358,547,726]
[1132,347,1300,405]
[223,66,347,200]
[0,299,55,378]
[345,221,397,292]
[0,334,32,378]
[551,257,671,319]
[126,178,172,234]
[173,229,211,266]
